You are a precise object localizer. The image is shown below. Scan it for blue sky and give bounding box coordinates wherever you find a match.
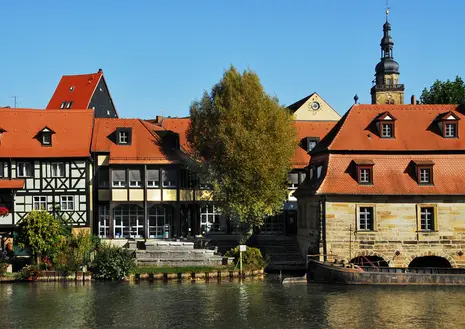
[1,0,464,118]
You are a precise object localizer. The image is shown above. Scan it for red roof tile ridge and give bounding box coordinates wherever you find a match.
[139,119,162,142]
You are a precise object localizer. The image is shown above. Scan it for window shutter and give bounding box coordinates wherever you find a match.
[288,173,299,184]
[129,169,141,181]
[147,169,159,181]
[112,169,126,182]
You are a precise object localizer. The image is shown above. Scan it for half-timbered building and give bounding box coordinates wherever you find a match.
[0,108,94,233]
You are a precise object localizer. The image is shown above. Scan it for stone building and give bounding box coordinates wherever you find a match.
[295,12,465,269]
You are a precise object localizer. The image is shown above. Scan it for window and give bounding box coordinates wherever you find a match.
[112,169,127,187]
[129,169,142,187]
[418,167,432,184]
[33,196,47,211]
[358,207,374,231]
[60,102,66,109]
[17,162,32,177]
[288,173,299,189]
[308,140,318,152]
[200,205,221,233]
[98,168,109,188]
[66,101,73,109]
[0,162,3,178]
[51,162,65,177]
[69,86,75,92]
[162,169,176,187]
[60,196,74,211]
[445,123,457,138]
[316,166,323,179]
[98,205,110,238]
[147,169,160,187]
[148,205,167,238]
[381,123,393,138]
[357,166,373,184]
[119,131,128,144]
[419,206,435,231]
[42,134,51,145]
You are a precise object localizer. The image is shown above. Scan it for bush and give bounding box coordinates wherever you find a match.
[16,211,64,263]
[91,244,135,281]
[0,249,10,276]
[225,246,267,270]
[17,265,42,280]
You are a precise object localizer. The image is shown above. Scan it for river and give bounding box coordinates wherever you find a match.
[1,277,465,329]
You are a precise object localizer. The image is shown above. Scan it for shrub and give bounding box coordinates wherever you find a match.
[16,211,64,263]
[17,265,42,281]
[91,244,135,281]
[225,246,267,270]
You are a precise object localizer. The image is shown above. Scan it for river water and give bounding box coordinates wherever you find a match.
[1,277,465,329]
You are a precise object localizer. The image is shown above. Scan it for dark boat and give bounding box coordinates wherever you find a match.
[308,259,465,285]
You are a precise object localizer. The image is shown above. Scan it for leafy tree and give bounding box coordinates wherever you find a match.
[187,66,297,230]
[16,211,63,264]
[420,76,465,104]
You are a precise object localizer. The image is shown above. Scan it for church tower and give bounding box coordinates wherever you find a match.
[371,10,404,104]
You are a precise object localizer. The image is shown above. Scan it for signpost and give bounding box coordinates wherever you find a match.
[239,245,246,277]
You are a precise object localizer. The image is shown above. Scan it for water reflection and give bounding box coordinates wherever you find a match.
[1,281,465,329]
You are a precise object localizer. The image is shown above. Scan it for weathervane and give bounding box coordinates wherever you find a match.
[385,0,390,17]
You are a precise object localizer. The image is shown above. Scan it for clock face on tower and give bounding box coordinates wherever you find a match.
[310,101,320,111]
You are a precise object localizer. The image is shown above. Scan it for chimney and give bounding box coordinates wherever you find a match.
[411,95,417,105]
[156,115,164,125]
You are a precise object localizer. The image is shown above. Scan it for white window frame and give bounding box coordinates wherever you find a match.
[357,206,374,231]
[147,180,160,188]
[419,168,430,184]
[98,205,110,238]
[119,131,128,144]
[129,181,141,187]
[17,162,32,178]
[359,168,370,183]
[33,196,47,211]
[42,134,51,145]
[381,123,393,138]
[445,123,456,138]
[51,162,65,178]
[60,195,74,211]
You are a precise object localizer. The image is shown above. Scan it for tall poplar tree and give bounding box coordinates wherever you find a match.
[187,66,297,230]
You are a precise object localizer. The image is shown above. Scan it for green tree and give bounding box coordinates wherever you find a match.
[420,76,465,104]
[16,211,63,264]
[187,66,297,230]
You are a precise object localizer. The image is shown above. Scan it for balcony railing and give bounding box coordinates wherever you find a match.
[371,84,405,91]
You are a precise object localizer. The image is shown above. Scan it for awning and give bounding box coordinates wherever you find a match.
[0,179,24,189]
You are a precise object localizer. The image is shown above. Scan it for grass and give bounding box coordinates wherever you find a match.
[133,265,235,274]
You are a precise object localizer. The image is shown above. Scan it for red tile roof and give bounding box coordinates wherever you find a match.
[317,104,463,152]
[160,118,336,169]
[161,118,191,153]
[0,179,25,189]
[293,121,337,168]
[0,108,94,158]
[92,118,180,164]
[46,71,103,110]
[317,154,465,195]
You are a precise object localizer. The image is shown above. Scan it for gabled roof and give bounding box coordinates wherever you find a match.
[317,154,465,195]
[287,93,317,113]
[293,121,337,168]
[0,108,94,158]
[46,70,104,110]
[313,104,463,153]
[92,118,182,164]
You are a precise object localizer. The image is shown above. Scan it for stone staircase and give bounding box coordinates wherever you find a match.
[130,240,225,267]
[248,236,306,271]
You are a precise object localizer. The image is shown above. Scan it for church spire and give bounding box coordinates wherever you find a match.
[370,8,404,105]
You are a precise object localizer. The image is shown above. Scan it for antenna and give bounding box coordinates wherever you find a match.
[9,96,20,108]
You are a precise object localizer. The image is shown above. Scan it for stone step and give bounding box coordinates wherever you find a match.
[136,250,217,257]
[136,259,224,267]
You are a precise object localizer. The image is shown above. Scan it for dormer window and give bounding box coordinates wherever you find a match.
[354,160,374,185]
[413,160,434,185]
[437,111,459,138]
[60,101,73,109]
[374,112,396,138]
[37,127,55,146]
[116,128,132,145]
[66,101,73,109]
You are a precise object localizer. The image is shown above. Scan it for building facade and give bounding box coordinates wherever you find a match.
[0,109,94,238]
